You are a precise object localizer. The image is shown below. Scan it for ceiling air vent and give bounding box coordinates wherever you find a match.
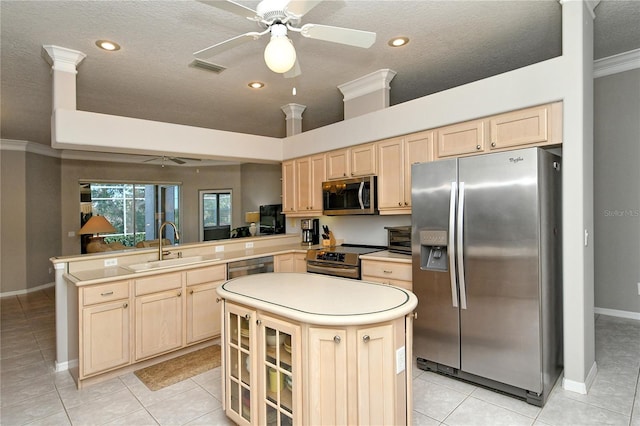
[190,59,226,74]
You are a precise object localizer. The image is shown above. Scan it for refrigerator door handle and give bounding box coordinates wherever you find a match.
[448,182,458,308]
[457,182,468,309]
[358,181,365,209]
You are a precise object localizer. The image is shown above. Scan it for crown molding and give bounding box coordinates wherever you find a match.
[337,69,397,101]
[594,48,640,78]
[0,139,61,158]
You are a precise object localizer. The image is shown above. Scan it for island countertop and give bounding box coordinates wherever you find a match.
[216,272,418,326]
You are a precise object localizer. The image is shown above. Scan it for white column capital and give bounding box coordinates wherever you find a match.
[337,69,397,101]
[42,45,86,74]
[281,103,307,120]
[559,0,600,19]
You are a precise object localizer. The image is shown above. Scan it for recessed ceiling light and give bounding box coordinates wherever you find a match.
[388,37,409,47]
[95,40,121,51]
[248,81,265,89]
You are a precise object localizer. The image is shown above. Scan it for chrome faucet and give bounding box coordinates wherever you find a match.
[158,221,180,261]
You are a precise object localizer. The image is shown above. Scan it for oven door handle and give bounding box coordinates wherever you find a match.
[307,262,360,279]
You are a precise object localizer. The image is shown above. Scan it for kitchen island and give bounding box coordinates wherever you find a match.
[217,273,417,426]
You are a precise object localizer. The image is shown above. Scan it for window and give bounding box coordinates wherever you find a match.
[80,182,181,251]
[199,189,232,241]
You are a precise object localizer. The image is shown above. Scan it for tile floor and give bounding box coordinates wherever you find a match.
[1,288,639,425]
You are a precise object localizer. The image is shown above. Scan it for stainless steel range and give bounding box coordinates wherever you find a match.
[306,245,383,279]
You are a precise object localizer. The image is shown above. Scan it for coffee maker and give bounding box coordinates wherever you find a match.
[300,219,320,246]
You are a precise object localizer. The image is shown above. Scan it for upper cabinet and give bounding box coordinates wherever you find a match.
[436,102,562,159]
[377,131,433,214]
[488,102,562,150]
[281,159,296,214]
[282,155,326,218]
[326,144,376,180]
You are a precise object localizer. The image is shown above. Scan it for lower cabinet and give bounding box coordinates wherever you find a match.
[81,286,131,377]
[274,253,307,273]
[186,264,226,344]
[223,301,408,425]
[361,259,412,291]
[135,288,183,360]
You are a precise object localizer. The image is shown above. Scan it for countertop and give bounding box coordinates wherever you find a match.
[359,250,412,263]
[65,243,313,286]
[217,273,418,326]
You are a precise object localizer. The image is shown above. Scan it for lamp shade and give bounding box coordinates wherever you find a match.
[245,212,260,223]
[79,215,116,235]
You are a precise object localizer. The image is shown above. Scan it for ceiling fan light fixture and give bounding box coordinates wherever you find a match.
[388,36,409,47]
[264,24,296,73]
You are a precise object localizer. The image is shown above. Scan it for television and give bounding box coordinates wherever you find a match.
[259,204,285,235]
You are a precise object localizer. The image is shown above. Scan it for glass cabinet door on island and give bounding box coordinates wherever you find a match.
[224,304,255,425]
[259,315,301,426]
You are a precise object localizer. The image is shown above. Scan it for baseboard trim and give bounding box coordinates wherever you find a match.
[594,307,640,321]
[56,359,75,372]
[0,282,55,298]
[562,361,598,395]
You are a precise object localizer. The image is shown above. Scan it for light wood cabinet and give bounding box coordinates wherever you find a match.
[80,280,131,377]
[362,259,412,291]
[223,303,302,426]
[326,144,376,180]
[186,264,226,344]
[134,272,183,360]
[436,119,486,158]
[326,148,350,180]
[295,154,325,214]
[282,160,296,213]
[488,102,562,150]
[377,132,433,214]
[274,252,308,273]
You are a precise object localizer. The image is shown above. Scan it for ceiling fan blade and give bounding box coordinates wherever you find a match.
[197,0,257,20]
[170,157,186,165]
[285,0,322,18]
[194,32,263,59]
[284,58,301,78]
[300,23,376,48]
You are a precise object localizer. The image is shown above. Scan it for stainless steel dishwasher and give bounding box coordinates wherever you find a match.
[227,256,274,279]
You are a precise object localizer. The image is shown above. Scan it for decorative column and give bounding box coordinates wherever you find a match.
[281,103,306,136]
[337,69,397,120]
[41,45,86,112]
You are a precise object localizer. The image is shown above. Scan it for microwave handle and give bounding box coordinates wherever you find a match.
[358,181,365,209]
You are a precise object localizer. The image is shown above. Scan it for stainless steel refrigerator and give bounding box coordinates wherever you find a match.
[411,147,563,406]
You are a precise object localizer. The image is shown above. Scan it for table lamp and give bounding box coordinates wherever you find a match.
[79,215,116,252]
[245,211,260,236]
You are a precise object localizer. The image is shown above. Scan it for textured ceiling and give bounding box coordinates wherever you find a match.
[1,0,639,160]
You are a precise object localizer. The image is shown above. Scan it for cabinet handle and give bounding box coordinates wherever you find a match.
[101,291,113,296]
[491,142,496,147]
[363,335,370,343]
[413,312,418,320]
[333,335,341,344]
[177,291,182,297]
[383,270,392,274]
[476,145,481,150]
[123,303,128,309]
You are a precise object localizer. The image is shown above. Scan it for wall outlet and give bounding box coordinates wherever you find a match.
[68,231,75,237]
[245,242,254,249]
[104,258,118,267]
[48,267,53,274]
[637,282,640,296]
[215,245,224,252]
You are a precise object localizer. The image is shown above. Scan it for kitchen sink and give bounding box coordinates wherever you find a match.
[123,255,214,272]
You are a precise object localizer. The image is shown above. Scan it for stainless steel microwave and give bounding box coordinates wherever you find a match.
[322,176,378,215]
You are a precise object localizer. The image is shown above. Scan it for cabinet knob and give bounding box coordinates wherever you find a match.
[256,319,262,325]
[177,291,182,297]
[398,202,402,207]
[190,289,194,294]
[491,142,496,147]
[476,145,481,150]
[363,335,370,343]
[333,335,341,344]
[404,201,409,206]
[244,314,251,320]
[216,297,221,303]
[123,303,128,309]
[413,312,418,320]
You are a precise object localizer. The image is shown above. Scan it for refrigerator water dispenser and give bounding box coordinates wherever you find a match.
[419,229,449,271]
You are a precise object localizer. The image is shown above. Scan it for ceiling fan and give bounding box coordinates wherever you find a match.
[142,156,201,167]
[194,0,377,77]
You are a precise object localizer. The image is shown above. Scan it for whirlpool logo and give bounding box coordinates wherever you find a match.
[509,156,524,164]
